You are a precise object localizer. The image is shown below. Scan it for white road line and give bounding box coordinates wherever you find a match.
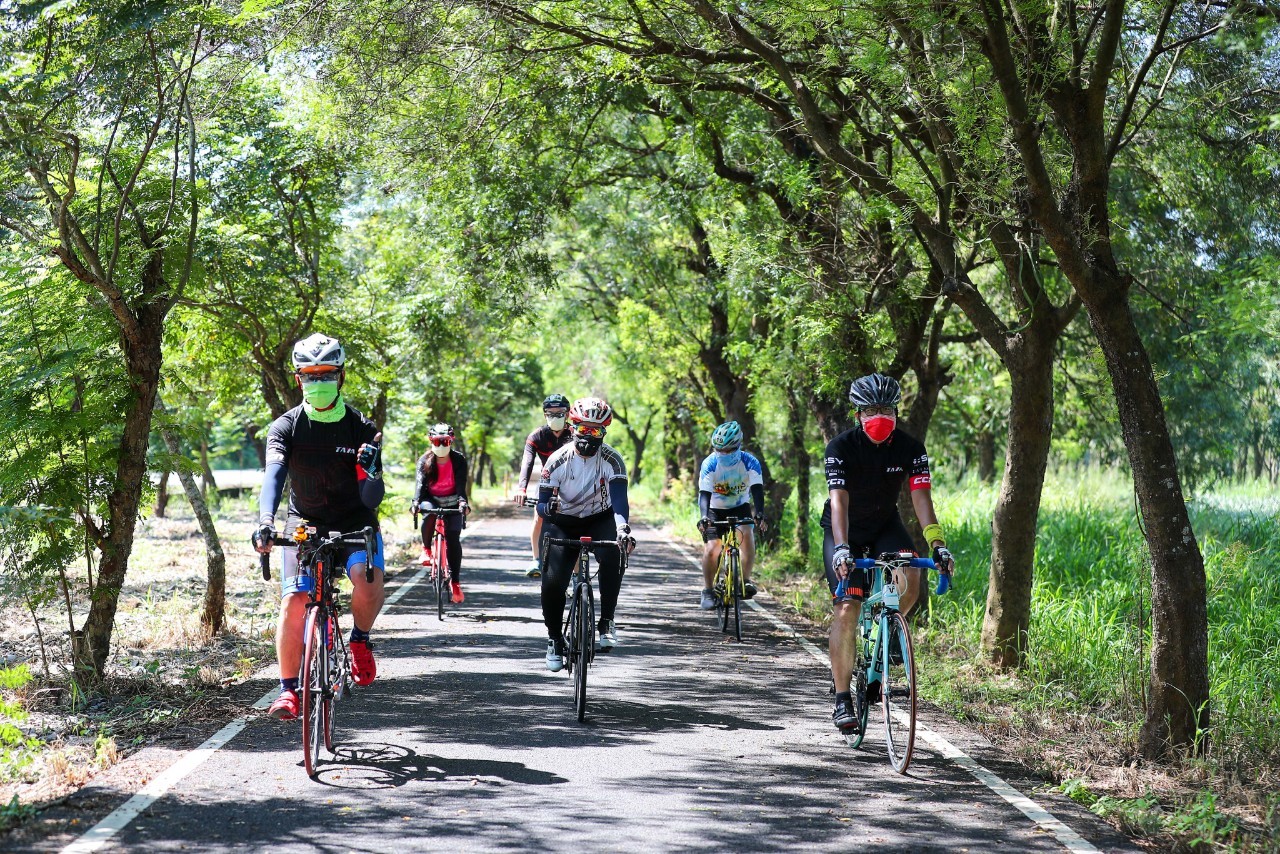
[60,521,485,854]
[655,530,1101,854]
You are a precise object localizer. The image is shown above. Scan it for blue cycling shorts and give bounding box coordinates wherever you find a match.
[280,532,385,597]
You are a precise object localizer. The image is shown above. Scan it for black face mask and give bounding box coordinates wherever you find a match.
[575,436,603,457]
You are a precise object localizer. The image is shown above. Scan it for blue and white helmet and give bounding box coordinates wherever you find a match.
[710,420,743,451]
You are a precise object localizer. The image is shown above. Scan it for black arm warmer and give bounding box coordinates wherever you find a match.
[258,461,286,525]
[536,483,554,519]
[698,490,712,519]
[359,474,384,510]
[750,483,765,516]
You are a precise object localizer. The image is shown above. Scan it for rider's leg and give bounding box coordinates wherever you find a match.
[530,514,544,562]
[539,523,573,639]
[445,515,464,581]
[277,591,307,681]
[347,533,386,633]
[829,601,860,692]
[593,514,622,623]
[739,523,756,582]
[701,538,722,588]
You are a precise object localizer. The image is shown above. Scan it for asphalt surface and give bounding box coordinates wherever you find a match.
[22,514,1138,853]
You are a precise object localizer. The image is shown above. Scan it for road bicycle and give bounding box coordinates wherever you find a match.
[259,523,379,778]
[540,534,627,722]
[836,551,950,774]
[704,517,752,641]
[413,502,467,620]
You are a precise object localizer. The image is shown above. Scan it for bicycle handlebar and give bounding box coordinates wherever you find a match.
[417,502,466,514]
[835,551,951,597]
[704,517,755,529]
[256,525,380,583]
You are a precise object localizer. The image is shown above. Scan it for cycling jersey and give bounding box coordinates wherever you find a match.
[518,425,573,490]
[539,442,627,519]
[413,449,470,508]
[698,450,764,511]
[262,404,381,532]
[820,425,930,540]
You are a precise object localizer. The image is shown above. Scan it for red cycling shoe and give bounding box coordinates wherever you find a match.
[267,689,299,720]
[420,547,432,567]
[450,580,465,604]
[350,640,377,686]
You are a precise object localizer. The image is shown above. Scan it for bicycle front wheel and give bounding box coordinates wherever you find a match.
[574,582,594,722]
[301,607,326,777]
[323,618,342,752]
[882,611,917,774]
[729,551,743,642]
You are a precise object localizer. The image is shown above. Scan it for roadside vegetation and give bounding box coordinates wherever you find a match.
[2,1,1279,850]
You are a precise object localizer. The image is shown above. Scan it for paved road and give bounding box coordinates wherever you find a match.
[25,514,1136,853]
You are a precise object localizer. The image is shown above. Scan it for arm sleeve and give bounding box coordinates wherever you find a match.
[698,490,712,519]
[258,461,286,525]
[517,435,537,491]
[750,483,765,516]
[609,478,630,527]
[456,453,470,502]
[359,473,384,509]
[412,456,426,507]
[536,482,554,519]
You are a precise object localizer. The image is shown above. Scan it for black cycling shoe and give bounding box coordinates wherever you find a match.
[743,580,758,599]
[833,697,860,733]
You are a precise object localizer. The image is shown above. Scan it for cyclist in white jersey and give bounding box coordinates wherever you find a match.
[536,397,635,671]
[696,420,767,609]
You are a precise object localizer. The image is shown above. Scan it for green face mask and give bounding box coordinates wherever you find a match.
[301,381,345,422]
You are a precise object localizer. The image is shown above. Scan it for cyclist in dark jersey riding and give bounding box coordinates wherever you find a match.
[251,334,386,721]
[513,393,573,578]
[823,373,955,735]
[414,422,471,604]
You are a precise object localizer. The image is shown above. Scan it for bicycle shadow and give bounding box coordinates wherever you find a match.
[310,741,569,790]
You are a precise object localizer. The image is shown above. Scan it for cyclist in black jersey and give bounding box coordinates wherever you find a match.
[251,334,386,721]
[513,393,573,578]
[823,373,955,734]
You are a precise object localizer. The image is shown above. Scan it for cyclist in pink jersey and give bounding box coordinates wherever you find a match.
[413,423,471,603]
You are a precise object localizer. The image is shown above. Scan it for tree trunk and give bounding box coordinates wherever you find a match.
[981,337,1056,667]
[76,307,166,678]
[154,470,170,518]
[198,434,216,498]
[161,429,225,635]
[246,423,267,469]
[978,431,996,483]
[1082,286,1209,757]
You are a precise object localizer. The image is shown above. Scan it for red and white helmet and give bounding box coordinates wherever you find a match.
[568,396,612,427]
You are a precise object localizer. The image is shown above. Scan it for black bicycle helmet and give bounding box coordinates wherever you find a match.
[542,393,570,411]
[848,373,902,409]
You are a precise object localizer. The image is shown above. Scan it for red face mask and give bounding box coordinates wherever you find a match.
[862,415,896,443]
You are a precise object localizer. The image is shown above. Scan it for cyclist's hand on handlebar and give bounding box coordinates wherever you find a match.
[252,523,275,554]
[932,545,954,574]
[460,500,471,517]
[356,432,382,478]
[831,544,852,580]
[696,517,712,536]
[617,523,636,555]
[753,513,768,533]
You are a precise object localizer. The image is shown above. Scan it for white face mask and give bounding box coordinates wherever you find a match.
[431,443,451,458]
[546,416,566,431]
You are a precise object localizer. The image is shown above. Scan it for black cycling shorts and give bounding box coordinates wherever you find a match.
[820,516,914,602]
[702,503,755,543]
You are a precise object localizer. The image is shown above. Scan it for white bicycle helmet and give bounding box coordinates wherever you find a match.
[292,333,346,372]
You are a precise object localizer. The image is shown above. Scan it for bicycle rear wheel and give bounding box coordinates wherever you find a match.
[881,611,917,773]
[301,607,327,777]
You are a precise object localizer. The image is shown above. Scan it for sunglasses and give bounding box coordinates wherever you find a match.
[573,425,605,439]
[544,409,568,418]
[296,368,341,384]
[430,436,453,447]
[858,406,896,417]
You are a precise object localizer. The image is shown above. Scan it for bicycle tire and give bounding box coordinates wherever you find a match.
[729,549,743,642]
[323,617,342,752]
[845,666,871,749]
[301,607,325,777]
[435,536,448,621]
[882,611,917,774]
[574,582,593,722]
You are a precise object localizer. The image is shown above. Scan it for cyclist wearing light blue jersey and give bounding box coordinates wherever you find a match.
[696,420,767,609]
